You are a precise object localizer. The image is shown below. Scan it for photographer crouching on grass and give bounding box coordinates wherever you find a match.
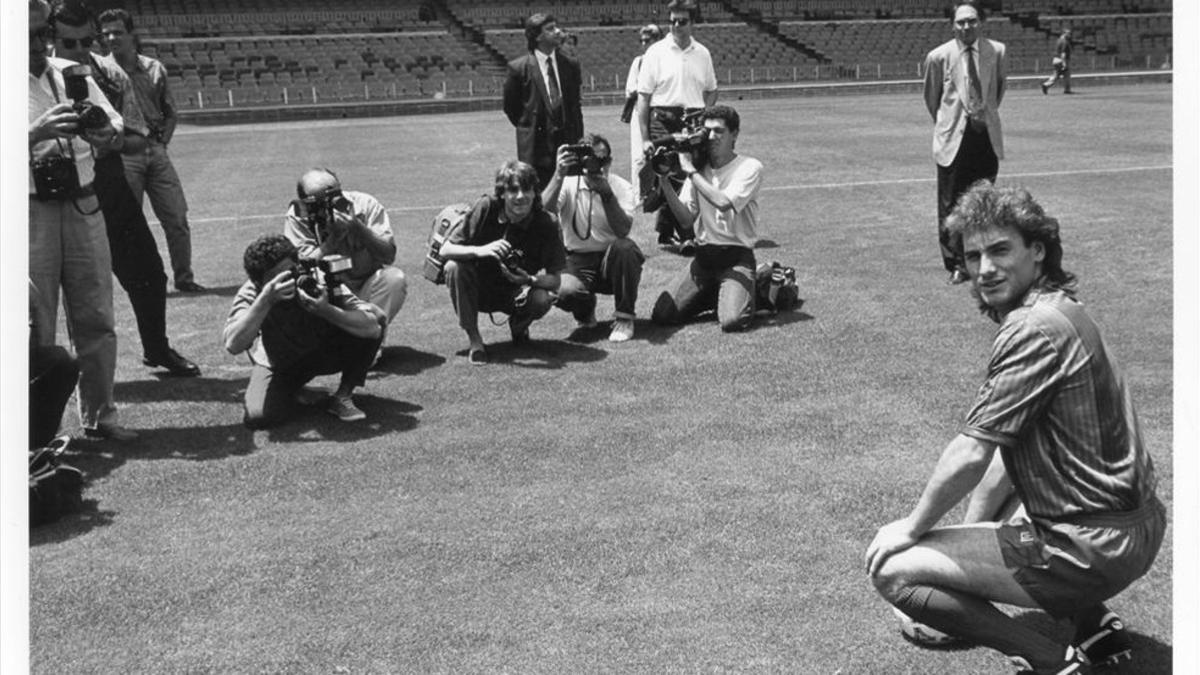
[541,133,643,342]
[223,234,385,427]
[650,105,763,332]
[439,160,566,365]
[285,167,408,361]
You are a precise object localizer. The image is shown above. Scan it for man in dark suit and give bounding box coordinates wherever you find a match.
[503,13,584,188]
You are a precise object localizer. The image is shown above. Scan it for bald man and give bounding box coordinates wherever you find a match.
[283,168,407,343]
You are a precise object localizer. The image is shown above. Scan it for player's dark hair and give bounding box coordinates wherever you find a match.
[667,0,698,19]
[97,7,133,31]
[243,234,297,286]
[640,24,663,41]
[946,182,1077,322]
[700,105,741,135]
[493,160,543,212]
[51,0,96,30]
[524,13,556,52]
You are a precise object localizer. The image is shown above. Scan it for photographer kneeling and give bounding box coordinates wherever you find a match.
[223,234,385,426]
[439,160,566,364]
[541,134,643,342]
[650,105,763,332]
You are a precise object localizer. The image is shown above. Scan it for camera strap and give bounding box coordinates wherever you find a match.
[569,178,594,242]
[43,69,101,217]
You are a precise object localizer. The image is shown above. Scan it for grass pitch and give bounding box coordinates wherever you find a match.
[28,83,1172,673]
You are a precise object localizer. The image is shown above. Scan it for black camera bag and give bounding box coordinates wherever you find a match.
[29,436,85,526]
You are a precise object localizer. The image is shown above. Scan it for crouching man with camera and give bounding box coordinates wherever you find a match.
[651,105,763,332]
[29,0,137,441]
[224,234,385,426]
[541,134,643,342]
[285,168,407,355]
[439,160,566,364]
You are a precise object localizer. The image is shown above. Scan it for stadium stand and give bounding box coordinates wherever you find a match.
[99,0,1169,111]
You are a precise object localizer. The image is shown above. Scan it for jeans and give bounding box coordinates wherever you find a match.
[652,244,756,332]
[122,141,195,285]
[557,239,645,320]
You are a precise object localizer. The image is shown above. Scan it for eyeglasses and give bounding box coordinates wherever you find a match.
[670,17,691,26]
[58,36,96,49]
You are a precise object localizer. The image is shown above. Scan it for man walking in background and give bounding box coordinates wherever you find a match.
[99,7,206,293]
[1041,28,1073,95]
[923,1,1006,285]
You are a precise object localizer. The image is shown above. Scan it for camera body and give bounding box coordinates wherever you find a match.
[298,190,354,240]
[500,247,527,276]
[647,127,708,176]
[62,64,110,132]
[290,254,352,298]
[562,143,604,177]
[31,156,81,200]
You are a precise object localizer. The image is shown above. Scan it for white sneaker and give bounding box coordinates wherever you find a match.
[608,318,634,342]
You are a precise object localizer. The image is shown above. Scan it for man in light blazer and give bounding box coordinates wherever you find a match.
[503,13,584,189]
[923,1,1006,284]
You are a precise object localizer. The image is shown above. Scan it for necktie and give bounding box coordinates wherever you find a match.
[545,56,561,109]
[966,45,983,110]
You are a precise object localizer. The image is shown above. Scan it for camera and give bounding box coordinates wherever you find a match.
[646,128,708,177]
[290,254,352,298]
[298,189,353,240]
[562,143,604,177]
[31,155,81,201]
[62,64,110,132]
[500,247,526,276]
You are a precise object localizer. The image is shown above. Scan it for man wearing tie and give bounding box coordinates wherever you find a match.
[503,13,584,189]
[923,1,1006,284]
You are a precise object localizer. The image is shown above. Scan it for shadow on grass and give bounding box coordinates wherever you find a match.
[638,308,814,344]
[167,283,243,299]
[263,393,422,443]
[454,339,608,369]
[755,238,780,249]
[29,499,116,546]
[369,345,446,377]
[115,375,245,404]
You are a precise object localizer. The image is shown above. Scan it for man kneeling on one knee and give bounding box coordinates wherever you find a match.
[284,167,407,349]
[541,134,644,342]
[224,234,385,426]
[438,160,566,365]
[650,105,763,332]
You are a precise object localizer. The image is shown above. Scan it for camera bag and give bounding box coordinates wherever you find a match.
[29,436,85,526]
[754,261,802,314]
[423,202,472,284]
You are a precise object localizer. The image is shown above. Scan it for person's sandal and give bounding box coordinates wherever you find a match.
[468,348,488,365]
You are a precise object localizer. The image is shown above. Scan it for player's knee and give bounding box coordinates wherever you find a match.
[870,557,913,603]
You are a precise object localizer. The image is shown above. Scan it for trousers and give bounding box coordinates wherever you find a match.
[122,140,194,285]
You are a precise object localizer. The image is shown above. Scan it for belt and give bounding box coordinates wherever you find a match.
[29,184,95,202]
[651,105,704,115]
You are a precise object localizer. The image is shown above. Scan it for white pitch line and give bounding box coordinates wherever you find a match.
[186,164,1172,225]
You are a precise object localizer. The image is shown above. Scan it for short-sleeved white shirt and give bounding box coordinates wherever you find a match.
[556,173,636,253]
[680,154,762,248]
[636,37,717,108]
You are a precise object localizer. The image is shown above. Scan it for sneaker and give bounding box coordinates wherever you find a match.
[609,318,634,342]
[143,347,201,377]
[1041,83,1049,95]
[468,347,488,365]
[1009,645,1091,674]
[326,395,366,422]
[83,422,138,442]
[1075,611,1132,666]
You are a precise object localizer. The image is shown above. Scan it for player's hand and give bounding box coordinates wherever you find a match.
[583,173,611,195]
[296,282,330,314]
[499,264,532,286]
[261,269,297,305]
[29,103,80,143]
[642,140,655,156]
[478,239,512,261]
[864,518,920,577]
[555,144,578,175]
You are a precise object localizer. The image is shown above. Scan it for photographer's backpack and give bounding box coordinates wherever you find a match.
[754,261,803,315]
[29,436,85,526]
[423,202,471,284]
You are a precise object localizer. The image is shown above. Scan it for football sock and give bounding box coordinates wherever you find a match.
[894,584,1065,669]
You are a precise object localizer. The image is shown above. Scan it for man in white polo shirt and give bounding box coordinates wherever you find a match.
[636,0,717,252]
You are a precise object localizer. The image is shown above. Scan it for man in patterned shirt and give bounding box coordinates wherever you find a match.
[99,7,205,293]
[865,184,1164,674]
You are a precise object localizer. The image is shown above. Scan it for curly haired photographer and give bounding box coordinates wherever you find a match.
[438,160,566,364]
[29,0,135,441]
[541,134,643,342]
[223,235,385,427]
[284,168,408,357]
[650,105,763,333]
